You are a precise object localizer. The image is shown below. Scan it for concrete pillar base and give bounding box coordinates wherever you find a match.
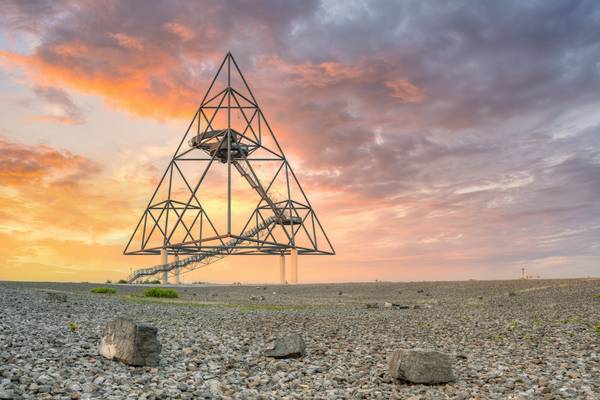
[161,248,168,285]
[278,254,286,284]
[175,254,181,285]
[290,248,298,285]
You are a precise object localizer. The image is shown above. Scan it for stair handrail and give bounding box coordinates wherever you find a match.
[127,215,277,282]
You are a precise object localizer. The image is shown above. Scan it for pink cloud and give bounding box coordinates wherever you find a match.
[163,22,195,41]
[259,55,364,87]
[385,79,425,103]
[106,32,145,51]
[28,114,81,125]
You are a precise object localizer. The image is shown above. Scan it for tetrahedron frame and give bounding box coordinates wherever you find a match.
[124,53,335,263]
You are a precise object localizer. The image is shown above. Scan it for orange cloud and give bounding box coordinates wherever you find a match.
[0,137,141,243]
[0,46,200,119]
[0,137,155,281]
[0,137,99,186]
[0,232,140,282]
[385,79,426,103]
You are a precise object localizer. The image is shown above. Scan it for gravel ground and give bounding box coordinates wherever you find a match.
[0,279,599,399]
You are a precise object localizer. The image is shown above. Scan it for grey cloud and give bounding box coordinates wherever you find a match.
[2,0,599,275]
[33,85,85,124]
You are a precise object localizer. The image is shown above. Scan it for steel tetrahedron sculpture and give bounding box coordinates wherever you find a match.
[124,52,334,283]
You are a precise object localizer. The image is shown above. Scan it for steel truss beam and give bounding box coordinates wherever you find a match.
[124,52,334,281]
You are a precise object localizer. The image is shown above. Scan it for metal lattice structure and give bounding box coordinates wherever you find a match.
[124,52,334,283]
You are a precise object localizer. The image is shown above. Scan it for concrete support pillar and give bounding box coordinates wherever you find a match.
[278,254,286,284]
[160,248,168,285]
[174,254,181,285]
[290,248,298,285]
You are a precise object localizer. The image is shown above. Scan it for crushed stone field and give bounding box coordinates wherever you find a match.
[0,279,599,399]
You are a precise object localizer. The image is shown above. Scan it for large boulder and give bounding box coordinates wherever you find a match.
[98,318,161,366]
[264,333,306,358]
[389,348,455,384]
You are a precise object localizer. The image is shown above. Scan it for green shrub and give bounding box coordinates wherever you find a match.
[561,316,581,324]
[491,334,503,342]
[90,287,116,294]
[105,280,112,284]
[595,293,600,299]
[67,322,77,332]
[144,287,178,298]
[117,279,128,284]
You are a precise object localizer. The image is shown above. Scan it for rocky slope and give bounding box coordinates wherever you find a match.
[0,279,598,399]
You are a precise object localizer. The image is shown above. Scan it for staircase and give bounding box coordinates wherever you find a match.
[232,160,300,225]
[232,160,285,221]
[127,151,299,283]
[127,216,277,283]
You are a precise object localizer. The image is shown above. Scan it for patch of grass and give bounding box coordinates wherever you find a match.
[593,324,600,334]
[415,298,439,305]
[144,287,179,298]
[416,322,432,330]
[491,334,503,342]
[508,319,519,330]
[230,303,307,312]
[517,285,562,293]
[124,295,306,312]
[126,296,212,307]
[142,279,162,285]
[595,293,600,299]
[561,316,581,324]
[117,279,128,284]
[67,322,77,332]
[90,287,116,294]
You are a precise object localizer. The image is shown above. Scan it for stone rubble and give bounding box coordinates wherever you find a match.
[0,279,599,399]
[383,302,410,310]
[46,292,67,302]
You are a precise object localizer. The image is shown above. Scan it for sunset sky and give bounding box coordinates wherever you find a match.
[1,1,599,283]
